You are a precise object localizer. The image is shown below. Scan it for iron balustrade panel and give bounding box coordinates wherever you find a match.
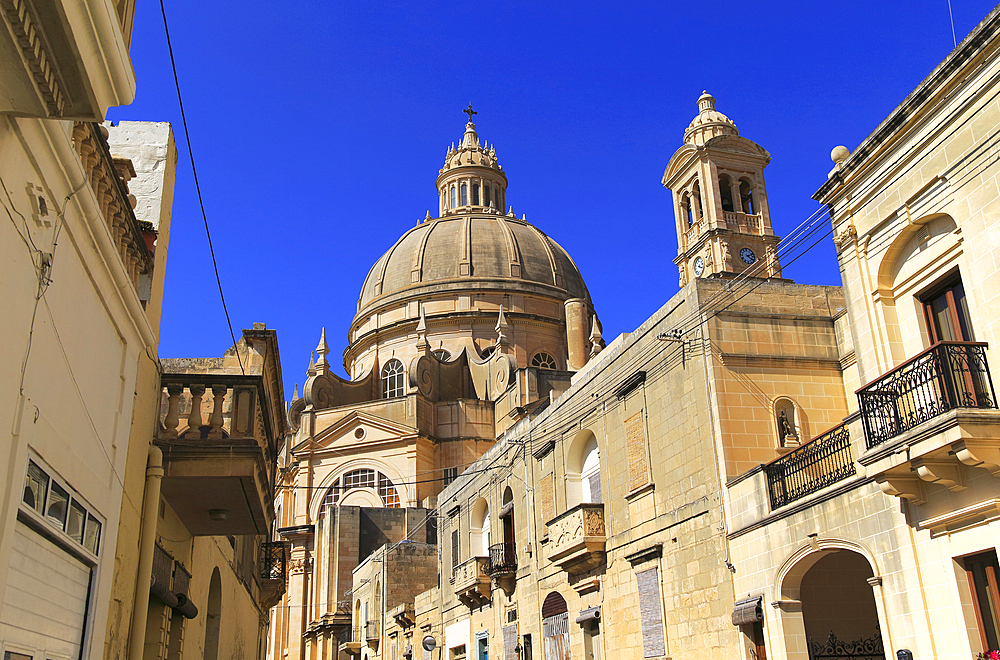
[765,423,856,509]
[487,543,517,575]
[260,541,287,580]
[857,342,997,449]
[808,631,886,660]
[365,620,381,640]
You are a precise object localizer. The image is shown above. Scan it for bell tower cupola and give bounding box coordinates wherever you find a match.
[436,105,508,217]
[662,92,783,285]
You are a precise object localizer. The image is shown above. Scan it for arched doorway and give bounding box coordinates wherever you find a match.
[204,568,222,660]
[778,548,887,660]
[542,592,570,660]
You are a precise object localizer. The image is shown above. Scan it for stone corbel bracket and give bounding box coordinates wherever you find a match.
[953,439,1000,477]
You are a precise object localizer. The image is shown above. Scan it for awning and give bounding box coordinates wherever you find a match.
[575,607,600,624]
[731,596,762,625]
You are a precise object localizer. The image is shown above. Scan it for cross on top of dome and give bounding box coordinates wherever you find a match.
[463,104,477,123]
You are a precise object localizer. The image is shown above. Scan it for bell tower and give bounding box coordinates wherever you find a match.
[662,92,782,286]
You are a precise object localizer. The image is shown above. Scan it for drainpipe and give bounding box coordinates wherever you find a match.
[128,445,164,660]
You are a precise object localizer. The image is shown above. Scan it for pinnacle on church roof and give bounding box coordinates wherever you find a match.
[440,105,502,173]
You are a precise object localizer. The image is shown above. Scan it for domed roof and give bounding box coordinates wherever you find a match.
[356,213,590,318]
[684,91,739,146]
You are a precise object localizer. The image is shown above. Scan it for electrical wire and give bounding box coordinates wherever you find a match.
[159,0,244,375]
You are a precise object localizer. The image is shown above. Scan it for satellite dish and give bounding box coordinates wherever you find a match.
[422,636,437,652]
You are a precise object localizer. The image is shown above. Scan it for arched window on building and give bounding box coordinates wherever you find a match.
[740,179,755,215]
[472,183,480,206]
[381,359,405,398]
[531,352,557,369]
[451,185,457,209]
[326,469,401,508]
[471,497,490,557]
[434,349,451,362]
[683,194,694,227]
[460,183,468,206]
[484,186,492,208]
[541,592,569,660]
[566,430,602,508]
[719,175,735,212]
[480,345,496,360]
[692,181,704,219]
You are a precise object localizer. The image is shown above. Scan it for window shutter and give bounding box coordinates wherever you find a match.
[625,412,649,491]
[588,471,602,504]
[503,624,519,660]
[636,567,666,658]
[452,530,460,570]
[540,473,554,525]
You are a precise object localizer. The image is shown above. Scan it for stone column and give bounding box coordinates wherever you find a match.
[565,298,589,371]
[771,599,808,660]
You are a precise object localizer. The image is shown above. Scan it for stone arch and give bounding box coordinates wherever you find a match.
[773,396,806,448]
[566,429,601,507]
[773,539,887,660]
[471,496,490,557]
[309,458,409,520]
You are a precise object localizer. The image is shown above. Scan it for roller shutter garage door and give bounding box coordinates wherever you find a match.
[0,522,92,658]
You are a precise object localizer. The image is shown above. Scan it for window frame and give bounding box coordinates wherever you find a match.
[381,359,406,399]
[965,550,1000,652]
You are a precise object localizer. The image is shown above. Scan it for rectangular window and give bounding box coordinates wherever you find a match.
[84,513,102,555]
[452,529,460,570]
[636,567,666,658]
[6,652,33,660]
[46,481,69,529]
[922,278,974,343]
[68,499,87,543]
[443,467,459,486]
[503,625,518,660]
[965,551,1000,651]
[22,460,48,513]
[625,411,649,492]
[478,635,488,660]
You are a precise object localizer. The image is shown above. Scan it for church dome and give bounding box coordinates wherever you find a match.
[684,91,739,146]
[355,213,590,319]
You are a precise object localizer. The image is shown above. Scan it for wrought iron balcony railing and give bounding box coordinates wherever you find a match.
[260,541,287,580]
[857,342,997,449]
[764,423,856,509]
[487,543,517,576]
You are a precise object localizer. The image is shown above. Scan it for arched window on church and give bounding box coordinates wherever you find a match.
[460,183,468,206]
[472,183,480,206]
[451,185,457,209]
[531,352,557,369]
[434,349,451,361]
[326,469,401,508]
[580,436,601,504]
[692,181,704,219]
[683,194,694,227]
[719,175,735,212]
[381,359,405,398]
[441,189,447,212]
[740,179,755,215]
[484,186,492,208]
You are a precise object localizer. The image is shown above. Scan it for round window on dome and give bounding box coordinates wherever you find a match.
[433,349,451,362]
[531,352,557,370]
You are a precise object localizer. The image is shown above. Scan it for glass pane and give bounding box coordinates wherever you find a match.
[931,294,957,341]
[953,283,974,341]
[22,461,48,513]
[5,652,33,660]
[68,499,86,543]
[46,481,69,528]
[84,513,102,555]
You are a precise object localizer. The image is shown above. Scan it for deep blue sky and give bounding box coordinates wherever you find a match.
[110,1,999,400]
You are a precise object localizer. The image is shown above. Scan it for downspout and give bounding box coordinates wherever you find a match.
[128,445,164,660]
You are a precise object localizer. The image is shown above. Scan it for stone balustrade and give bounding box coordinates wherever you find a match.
[71,122,154,295]
[546,503,606,575]
[452,555,491,607]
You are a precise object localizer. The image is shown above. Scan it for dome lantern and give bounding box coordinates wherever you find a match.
[436,106,508,216]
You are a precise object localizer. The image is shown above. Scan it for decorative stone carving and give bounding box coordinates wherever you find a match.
[546,503,606,575]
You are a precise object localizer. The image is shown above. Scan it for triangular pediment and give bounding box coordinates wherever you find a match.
[291,410,419,454]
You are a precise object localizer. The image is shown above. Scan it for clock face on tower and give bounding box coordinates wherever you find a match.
[693,256,705,277]
[740,248,756,265]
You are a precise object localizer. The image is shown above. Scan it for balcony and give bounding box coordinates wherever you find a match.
[155,375,274,535]
[0,0,136,119]
[453,556,491,607]
[546,503,606,575]
[365,620,381,644]
[72,123,155,300]
[487,542,517,577]
[259,541,287,610]
[858,342,997,448]
[339,627,363,656]
[764,423,856,509]
[857,342,1000,512]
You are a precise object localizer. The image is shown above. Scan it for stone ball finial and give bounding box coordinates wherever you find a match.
[831,145,850,164]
